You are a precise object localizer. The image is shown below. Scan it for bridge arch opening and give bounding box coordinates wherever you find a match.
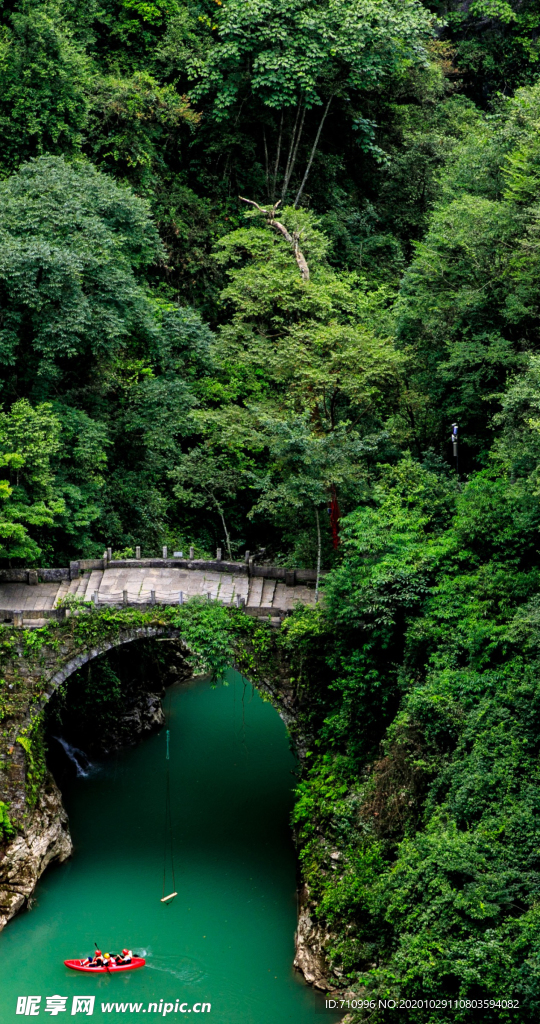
[43,634,195,776]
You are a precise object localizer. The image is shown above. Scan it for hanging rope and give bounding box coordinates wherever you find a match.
[161,704,177,902]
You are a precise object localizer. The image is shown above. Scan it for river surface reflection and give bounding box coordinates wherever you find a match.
[0,670,341,1023]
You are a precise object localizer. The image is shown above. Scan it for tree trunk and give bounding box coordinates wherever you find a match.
[263,129,269,192]
[293,95,333,208]
[211,495,233,560]
[329,485,341,549]
[281,103,306,202]
[272,112,284,202]
[219,510,233,561]
[315,506,322,604]
[282,102,302,189]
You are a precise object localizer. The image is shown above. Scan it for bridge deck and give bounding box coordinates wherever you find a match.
[0,566,316,626]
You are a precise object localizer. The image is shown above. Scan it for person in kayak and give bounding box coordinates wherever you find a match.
[81,950,103,967]
[103,953,116,967]
[118,949,133,964]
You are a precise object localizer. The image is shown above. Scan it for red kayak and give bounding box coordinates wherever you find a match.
[64,958,145,973]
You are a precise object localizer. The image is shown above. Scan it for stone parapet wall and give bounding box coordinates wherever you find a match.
[0,609,67,625]
[0,557,327,586]
[40,568,70,582]
[0,570,28,583]
[79,558,105,571]
[110,558,326,584]
[110,557,250,575]
[0,568,70,585]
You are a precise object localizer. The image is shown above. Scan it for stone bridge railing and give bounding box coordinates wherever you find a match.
[0,550,326,588]
[101,550,324,587]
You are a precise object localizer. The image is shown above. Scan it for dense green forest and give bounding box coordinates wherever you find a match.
[4,0,540,1018]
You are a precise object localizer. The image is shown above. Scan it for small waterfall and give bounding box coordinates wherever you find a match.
[53,737,92,777]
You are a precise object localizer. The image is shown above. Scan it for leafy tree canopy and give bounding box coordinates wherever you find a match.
[192,0,434,115]
[0,154,163,400]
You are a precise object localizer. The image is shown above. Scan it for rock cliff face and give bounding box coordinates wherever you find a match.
[87,688,166,755]
[106,691,165,749]
[0,773,72,931]
[0,689,169,936]
[294,884,340,991]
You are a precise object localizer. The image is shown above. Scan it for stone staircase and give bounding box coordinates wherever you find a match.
[247,578,278,608]
[53,574,93,607]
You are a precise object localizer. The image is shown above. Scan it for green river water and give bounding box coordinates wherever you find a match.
[0,670,341,1023]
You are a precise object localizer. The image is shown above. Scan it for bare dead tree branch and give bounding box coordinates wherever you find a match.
[239,197,310,281]
[271,220,310,281]
[239,197,271,214]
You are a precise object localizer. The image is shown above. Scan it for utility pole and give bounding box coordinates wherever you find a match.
[451,422,459,477]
